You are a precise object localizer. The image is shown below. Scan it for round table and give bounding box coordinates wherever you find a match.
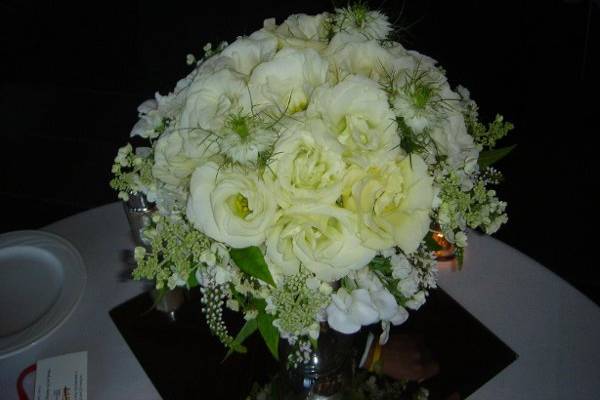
[1,203,599,399]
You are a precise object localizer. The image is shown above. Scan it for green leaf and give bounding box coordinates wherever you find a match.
[309,336,318,351]
[455,247,464,270]
[187,271,199,288]
[478,145,516,168]
[258,311,279,360]
[230,246,275,286]
[224,318,258,360]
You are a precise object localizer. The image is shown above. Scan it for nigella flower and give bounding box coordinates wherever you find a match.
[391,67,450,134]
[333,4,393,40]
[219,112,277,166]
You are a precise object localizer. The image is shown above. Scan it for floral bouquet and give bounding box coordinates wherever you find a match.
[111,4,513,362]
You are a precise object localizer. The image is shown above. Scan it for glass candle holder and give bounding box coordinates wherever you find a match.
[432,229,456,262]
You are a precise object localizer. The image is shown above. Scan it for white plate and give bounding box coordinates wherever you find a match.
[0,230,86,359]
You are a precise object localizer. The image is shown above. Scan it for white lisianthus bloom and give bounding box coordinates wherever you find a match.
[326,32,402,82]
[406,290,427,310]
[326,288,379,334]
[249,47,328,114]
[179,66,281,166]
[131,99,162,139]
[152,129,218,186]
[390,253,413,279]
[264,13,330,50]
[179,68,251,133]
[342,154,434,254]
[263,247,297,285]
[266,203,376,282]
[353,267,383,292]
[220,32,278,76]
[352,267,408,324]
[390,306,409,325]
[306,75,399,166]
[186,162,277,248]
[265,123,346,207]
[131,66,206,139]
[326,34,422,89]
[429,113,480,177]
[371,288,402,321]
[397,269,420,298]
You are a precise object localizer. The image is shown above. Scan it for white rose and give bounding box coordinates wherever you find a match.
[152,129,217,186]
[179,68,251,133]
[266,203,376,282]
[186,162,277,248]
[249,47,328,114]
[326,288,379,334]
[342,155,434,254]
[306,75,399,166]
[266,123,346,207]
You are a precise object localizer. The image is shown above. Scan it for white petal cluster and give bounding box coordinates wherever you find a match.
[326,268,408,334]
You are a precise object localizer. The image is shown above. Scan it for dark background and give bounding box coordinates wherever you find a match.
[1,0,597,303]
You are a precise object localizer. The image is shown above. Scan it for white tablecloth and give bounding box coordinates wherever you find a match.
[1,202,599,399]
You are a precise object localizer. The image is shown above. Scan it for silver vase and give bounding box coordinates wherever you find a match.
[280,324,359,400]
[122,192,154,249]
[122,192,185,319]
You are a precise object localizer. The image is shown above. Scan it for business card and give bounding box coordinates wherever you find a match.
[34,351,87,400]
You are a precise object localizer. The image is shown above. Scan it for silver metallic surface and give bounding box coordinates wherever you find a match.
[281,324,358,399]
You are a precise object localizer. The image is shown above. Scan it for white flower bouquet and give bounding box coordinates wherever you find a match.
[111,4,513,361]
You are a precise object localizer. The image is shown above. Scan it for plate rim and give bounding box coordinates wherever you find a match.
[0,229,87,359]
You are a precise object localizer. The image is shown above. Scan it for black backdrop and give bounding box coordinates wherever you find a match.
[1,0,597,302]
